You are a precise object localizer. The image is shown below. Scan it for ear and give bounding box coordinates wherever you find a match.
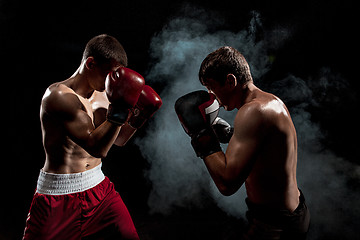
[226,74,237,88]
[85,57,96,70]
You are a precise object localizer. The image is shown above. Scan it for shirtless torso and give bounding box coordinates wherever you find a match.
[195,46,309,238]
[204,82,300,212]
[40,81,104,173]
[40,75,136,174]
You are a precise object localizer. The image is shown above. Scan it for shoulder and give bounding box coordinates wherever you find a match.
[235,100,264,126]
[234,92,284,137]
[233,101,266,140]
[41,83,83,117]
[236,93,291,133]
[239,91,289,119]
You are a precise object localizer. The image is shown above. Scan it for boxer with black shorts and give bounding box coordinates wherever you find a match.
[175,46,310,239]
[23,34,162,240]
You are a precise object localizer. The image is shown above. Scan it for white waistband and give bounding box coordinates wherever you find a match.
[36,163,105,195]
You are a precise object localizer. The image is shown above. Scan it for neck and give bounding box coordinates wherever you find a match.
[235,82,258,109]
[68,64,94,99]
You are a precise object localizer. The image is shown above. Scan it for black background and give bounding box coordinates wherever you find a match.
[0,0,358,239]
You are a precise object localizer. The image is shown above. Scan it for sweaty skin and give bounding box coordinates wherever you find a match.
[40,60,137,174]
[203,79,300,212]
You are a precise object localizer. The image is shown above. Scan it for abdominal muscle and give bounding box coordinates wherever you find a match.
[42,136,102,174]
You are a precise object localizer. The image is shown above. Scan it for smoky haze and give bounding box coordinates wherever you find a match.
[135,5,359,240]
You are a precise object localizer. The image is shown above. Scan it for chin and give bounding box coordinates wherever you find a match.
[97,86,105,92]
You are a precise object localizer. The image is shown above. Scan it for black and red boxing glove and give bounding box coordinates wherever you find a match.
[128,85,163,129]
[175,90,221,158]
[212,117,234,144]
[105,67,145,125]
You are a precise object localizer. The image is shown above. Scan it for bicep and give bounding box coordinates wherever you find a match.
[63,109,95,144]
[224,107,264,184]
[93,108,107,128]
[203,127,260,195]
[224,130,258,183]
[46,91,95,145]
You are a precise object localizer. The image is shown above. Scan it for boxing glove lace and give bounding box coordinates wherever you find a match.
[128,85,163,129]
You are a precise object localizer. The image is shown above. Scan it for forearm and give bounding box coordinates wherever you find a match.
[203,152,242,196]
[86,120,121,158]
[114,123,137,146]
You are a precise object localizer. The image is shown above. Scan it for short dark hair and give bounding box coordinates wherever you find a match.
[199,46,252,85]
[82,34,128,66]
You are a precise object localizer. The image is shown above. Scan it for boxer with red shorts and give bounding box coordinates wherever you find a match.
[23,34,162,239]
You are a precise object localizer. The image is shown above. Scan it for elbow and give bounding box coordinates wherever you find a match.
[216,180,241,196]
[86,144,109,158]
[218,185,237,196]
[97,151,108,159]
[89,150,108,159]
[85,139,111,158]
[220,189,234,196]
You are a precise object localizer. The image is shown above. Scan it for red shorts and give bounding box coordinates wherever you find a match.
[23,177,139,240]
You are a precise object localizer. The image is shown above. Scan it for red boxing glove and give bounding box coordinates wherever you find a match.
[105,67,145,125]
[128,85,163,128]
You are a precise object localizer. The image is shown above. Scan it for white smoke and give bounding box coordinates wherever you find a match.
[135,5,359,239]
[136,7,274,216]
[270,72,360,239]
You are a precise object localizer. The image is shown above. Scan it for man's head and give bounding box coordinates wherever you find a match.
[199,46,253,110]
[82,34,128,91]
[82,34,128,67]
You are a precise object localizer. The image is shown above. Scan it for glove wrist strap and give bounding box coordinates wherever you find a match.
[106,104,129,125]
[191,127,221,158]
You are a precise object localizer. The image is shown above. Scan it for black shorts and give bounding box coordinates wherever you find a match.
[244,189,310,240]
